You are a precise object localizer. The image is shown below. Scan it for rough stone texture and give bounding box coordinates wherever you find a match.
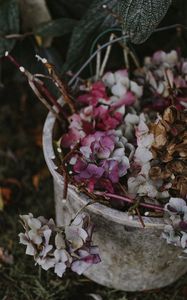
[43,110,187,292]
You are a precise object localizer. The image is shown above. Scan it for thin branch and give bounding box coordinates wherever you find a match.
[115,32,140,69]
[89,27,122,76]
[154,24,187,33]
[70,200,95,225]
[68,23,187,86]
[136,208,145,228]
[68,35,129,86]
[123,47,130,70]
[129,49,140,69]
[99,33,115,77]
[34,79,66,116]
[28,80,62,122]
[59,164,69,199]
[5,52,63,122]
[34,74,52,80]
[62,143,80,163]
[96,44,101,80]
[0,32,33,40]
[36,55,76,113]
[57,143,80,200]
[96,192,165,212]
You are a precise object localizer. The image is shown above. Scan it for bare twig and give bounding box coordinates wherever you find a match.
[59,164,69,199]
[99,33,115,77]
[36,55,76,113]
[5,52,63,122]
[68,35,129,86]
[129,50,140,69]
[115,32,140,69]
[96,192,165,212]
[57,143,80,200]
[69,23,187,86]
[123,46,130,70]
[96,44,101,80]
[62,143,80,163]
[0,32,33,40]
[154,24,187,33]
[34,79,66,116]
[70,201,95,225]
[28,80,62,122]
[136,208,145,228]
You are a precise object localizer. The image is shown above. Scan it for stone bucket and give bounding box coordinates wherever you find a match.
[43,109,187,292]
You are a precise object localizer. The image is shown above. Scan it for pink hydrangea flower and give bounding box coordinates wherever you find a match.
[69,130,130,192]
[77,81,108,106]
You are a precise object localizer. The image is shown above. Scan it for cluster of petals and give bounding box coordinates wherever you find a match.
[69,130,130,192]
[163,198,187,253]
[19,213,100,277]
[142,50,187,109]
[127,114,161,199]
[61,70,143,148]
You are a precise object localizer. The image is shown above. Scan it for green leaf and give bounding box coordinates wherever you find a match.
[46,0,94,19]
[34,18,78,38]
[0,0,20,57]
[119,0,172,44]
[63,0,118,72]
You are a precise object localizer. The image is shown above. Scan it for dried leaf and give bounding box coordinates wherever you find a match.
[0,190,4,211]
[150,105,187,198]
[88,294,103,300]
[32,167,50,190]
[0,247,13,265]
[0,187,12,205]
[30,126,43,147]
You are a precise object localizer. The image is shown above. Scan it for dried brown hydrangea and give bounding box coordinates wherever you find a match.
[149,106,187,198]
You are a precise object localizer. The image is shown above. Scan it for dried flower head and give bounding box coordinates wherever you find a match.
[19,213,100,277]
[149,106,187,198]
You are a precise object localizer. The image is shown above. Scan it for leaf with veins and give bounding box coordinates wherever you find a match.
[119,0,172,44]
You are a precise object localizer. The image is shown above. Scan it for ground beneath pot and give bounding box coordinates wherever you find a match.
[0,78,187,300]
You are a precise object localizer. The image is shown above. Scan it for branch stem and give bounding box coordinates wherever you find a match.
[96,192,165,212]
[5,53,63,122]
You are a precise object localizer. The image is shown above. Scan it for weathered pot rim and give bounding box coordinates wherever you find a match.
[43,105,166,229]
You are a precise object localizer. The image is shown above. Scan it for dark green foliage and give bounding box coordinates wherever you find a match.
[62,0,119,72]
[34,18,78,38]
[119,0,172,44]
[0,0,19,57]
[46,0,94,19]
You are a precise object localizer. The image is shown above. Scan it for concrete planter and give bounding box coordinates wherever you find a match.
[43,109,187,291]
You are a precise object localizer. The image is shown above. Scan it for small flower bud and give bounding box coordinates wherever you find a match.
[19,66,25,73]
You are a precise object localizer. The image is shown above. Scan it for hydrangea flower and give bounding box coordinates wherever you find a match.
[162,224,181,247]
[19,213,55,257]
[19,213,100,277]
[61,70,143,149]
[165,197,187,219]
[102,69,143,99]
[78,81,108,106]
[69,130,130,192]
[127,114,160,198]
[71,246,101,275]
[163,197,187,253]
[141,50,187,110]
